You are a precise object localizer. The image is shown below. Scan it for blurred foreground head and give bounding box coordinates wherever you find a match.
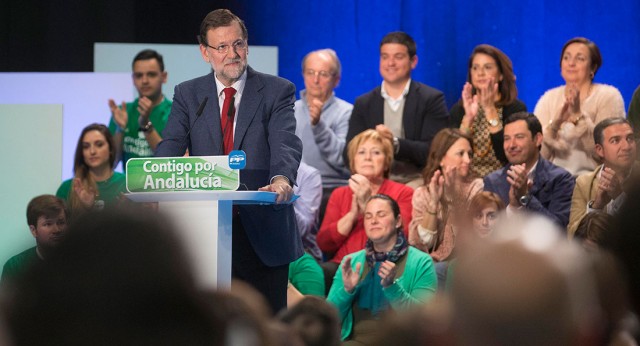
[3,208,222,345]
[451,215,601,346]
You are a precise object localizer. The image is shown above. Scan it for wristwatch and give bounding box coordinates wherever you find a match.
[487,118,499,127]
[519,194,531,207]
[392,137,400,153]
[139,121,153,133]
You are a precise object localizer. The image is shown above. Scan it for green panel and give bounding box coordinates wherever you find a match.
[0,105,63,275]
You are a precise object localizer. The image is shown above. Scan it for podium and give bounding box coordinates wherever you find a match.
[125,191,277,290]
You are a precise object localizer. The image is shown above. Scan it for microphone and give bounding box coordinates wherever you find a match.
[196,96,209,117]
[180,97,208,154]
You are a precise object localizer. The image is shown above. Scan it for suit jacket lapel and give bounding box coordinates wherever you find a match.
[530,159,550,196]
[372,86,385,127]
[234,66,263,150]
[199,72,224,153]
[402,81,419,138]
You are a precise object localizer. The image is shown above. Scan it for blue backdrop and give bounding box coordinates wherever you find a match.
[240,0,639,111]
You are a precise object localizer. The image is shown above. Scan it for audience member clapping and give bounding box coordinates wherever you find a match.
[317,130,413,282]
[326,194,437,343]
[408,128,483,281]
[534,37,625,176]
[55,123,126,215]
[450,44,527,177]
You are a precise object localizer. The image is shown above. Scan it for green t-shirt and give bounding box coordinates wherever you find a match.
[108,96,172,168]
[56,172,127,208]
[288,252,325,297]
[1,246,39,283]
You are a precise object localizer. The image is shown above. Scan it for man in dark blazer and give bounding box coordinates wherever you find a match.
[483,112,575,228]
[155,9,303,312]
[345,31,449,187]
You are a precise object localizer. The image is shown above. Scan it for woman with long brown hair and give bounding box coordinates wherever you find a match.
[450,44,527,177]
[56,123,126,213]
[408,128,483,264]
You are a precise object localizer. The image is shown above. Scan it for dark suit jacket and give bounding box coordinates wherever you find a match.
[156,66,303,266]
[344,81,449,168]
[483,157,576,228]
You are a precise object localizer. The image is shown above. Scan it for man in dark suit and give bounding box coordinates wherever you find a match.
[483,112,575,228]
[155,9,303,312]
[345,31,449,187]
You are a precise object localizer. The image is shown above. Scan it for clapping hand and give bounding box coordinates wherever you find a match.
[341,256,362,293]
[556,84,581,126]
[137,96,153,127]
[507,163,531,207]
[476,77,499,109]
[593,166,622,208]
[375,124,394,144]
[308,97,324,126]
[425,170,445,213]
[461,82,479,124]
[72,178,96,208]
[378,260,398,288]
[441,165,460,199]
[108,99,128,130]
[349,174,372,213]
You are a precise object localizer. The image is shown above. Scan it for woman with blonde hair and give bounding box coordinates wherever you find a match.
[318,129,414,279]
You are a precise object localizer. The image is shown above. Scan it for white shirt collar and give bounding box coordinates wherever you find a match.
[215,69,247,97]
[381,79,411,102]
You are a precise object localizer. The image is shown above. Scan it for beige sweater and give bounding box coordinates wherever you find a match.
[534,84,625,176]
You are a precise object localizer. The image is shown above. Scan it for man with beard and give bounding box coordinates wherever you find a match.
[1,195,68,282]
[156,9,302,313]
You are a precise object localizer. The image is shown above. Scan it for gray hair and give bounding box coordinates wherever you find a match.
[301,49,342,77]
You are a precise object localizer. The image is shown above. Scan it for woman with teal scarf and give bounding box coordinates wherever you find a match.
[327,194,437,344]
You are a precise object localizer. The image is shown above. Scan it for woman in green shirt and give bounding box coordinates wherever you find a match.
[327,194,437,343]
[56,123,126,213]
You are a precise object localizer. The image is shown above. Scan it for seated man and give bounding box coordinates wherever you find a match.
[1,195,68,282]
[108,49,171,169]
[295,49,352,203]
[568,118,638,236]
[483,112,575,228]
[345,31,449,188]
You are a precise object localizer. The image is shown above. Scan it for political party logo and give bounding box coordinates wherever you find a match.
[228,150,246,169]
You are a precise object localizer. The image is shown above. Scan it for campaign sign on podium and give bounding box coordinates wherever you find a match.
[124,151,273,290]
[125,154,241,192]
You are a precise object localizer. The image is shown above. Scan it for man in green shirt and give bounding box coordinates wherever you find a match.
[1,195,68,282]
[108,49,172,170]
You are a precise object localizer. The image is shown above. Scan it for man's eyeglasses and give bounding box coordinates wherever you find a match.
[304,69,334,80]
[205,40,247,55]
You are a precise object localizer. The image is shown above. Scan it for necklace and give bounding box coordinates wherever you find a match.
[472,106,503,158]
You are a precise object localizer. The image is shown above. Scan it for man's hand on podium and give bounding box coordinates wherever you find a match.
[259,176,293,204]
